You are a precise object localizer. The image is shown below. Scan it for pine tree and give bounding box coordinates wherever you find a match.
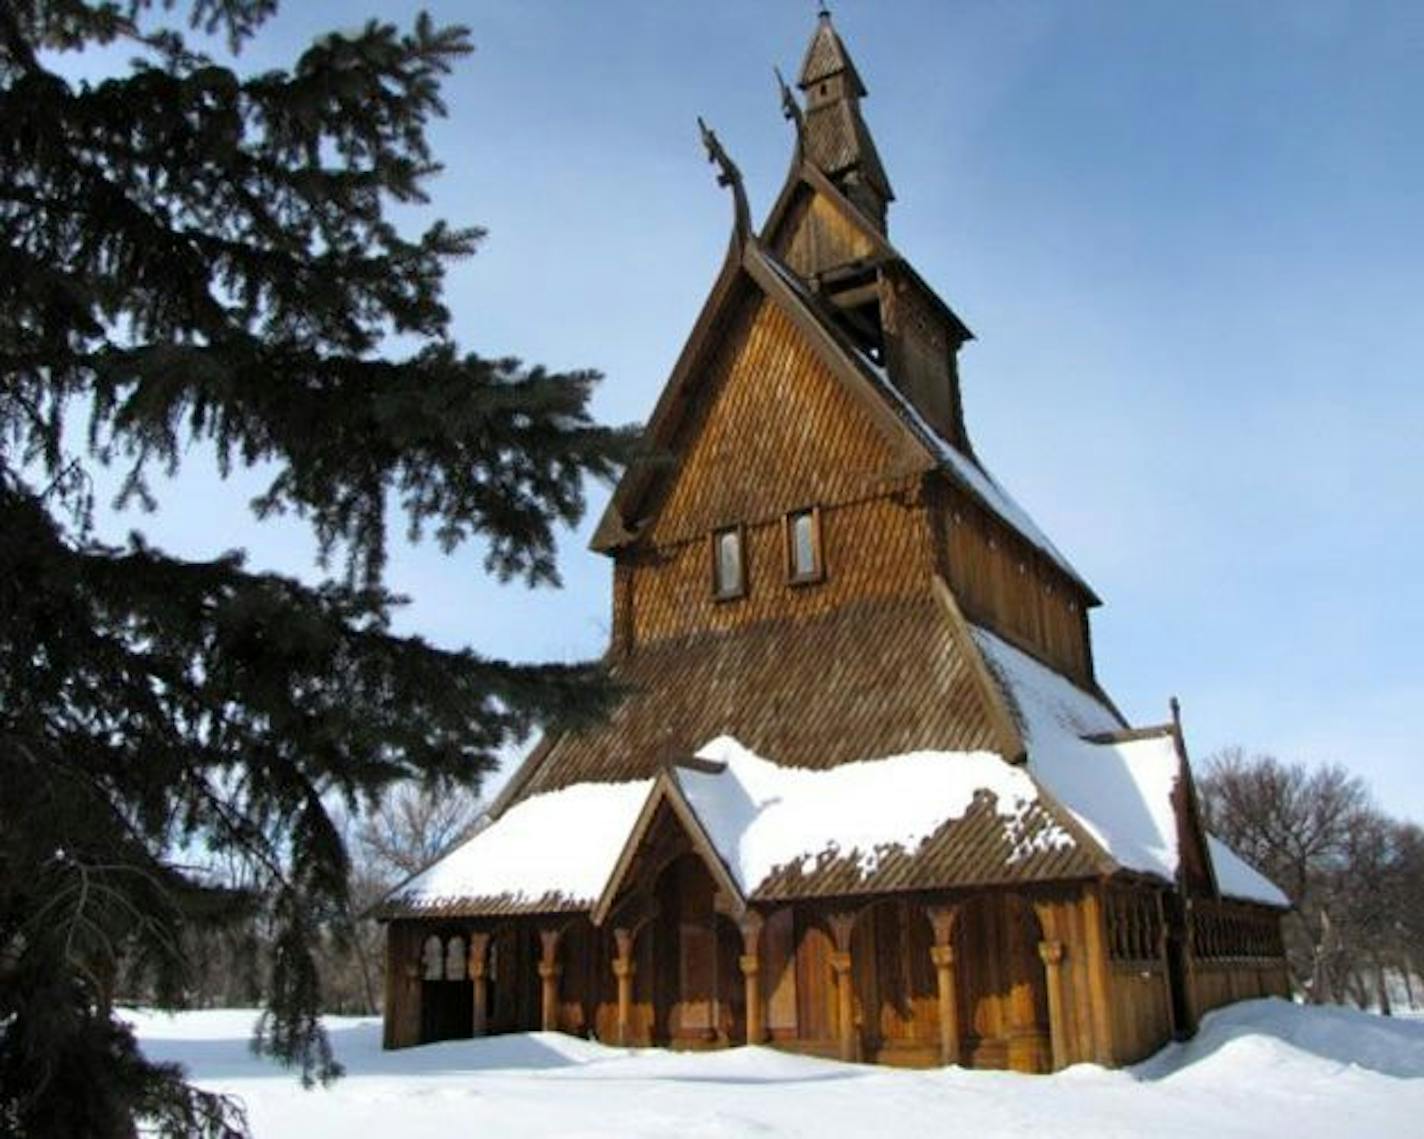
[0,4,631,1135]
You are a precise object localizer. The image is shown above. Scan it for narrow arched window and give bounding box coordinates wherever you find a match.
[711,525,745,600]
[445,936,467,981]
[422,935,444,980]
[785,507,824,584]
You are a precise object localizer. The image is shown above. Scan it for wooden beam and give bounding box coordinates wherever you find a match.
[740,912,766,1045]
[930,574,1027,763]
[382,923,422,1050]
[1081,887,1116,1065]
[1038,939,1068,1072]
[612,927,636,1046]
[538,927,563,1033]
[826,911,860,1062]
[468,931,491,1038]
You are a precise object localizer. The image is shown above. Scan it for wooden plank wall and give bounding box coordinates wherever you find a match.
[1032,887,1114,1067]
[391,884,1209,1070]
[1101,885,1176,1064]
[1190,962,1291,1014]
[1109,965,1174,1064]
[780,192,879,280]
[933,482,1092,684]
[851,899,940,1067]
[1188,898,1292,1017]
[880,271,964,449]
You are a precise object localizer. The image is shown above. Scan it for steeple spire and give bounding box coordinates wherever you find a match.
[795,9,893,229]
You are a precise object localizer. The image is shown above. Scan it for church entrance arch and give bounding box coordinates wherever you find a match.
[650,852,739,1046]
[850,898,939,1065]
[955,892,1051,1072]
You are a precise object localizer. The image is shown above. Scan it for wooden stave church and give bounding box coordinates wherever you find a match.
[375,12,1291,1072]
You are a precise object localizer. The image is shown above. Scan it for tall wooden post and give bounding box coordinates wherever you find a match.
[538,928,563,1033]
[468,931,491,1037]
[1081,887,1116,1064]
[739,911,765,1045]
[1181,897,1200,1033]
[1038,939,1068,1071]
[927,905,961,1066]
[383,923,423,1050]
[612,927,635,1046]
[827,911,859,1063]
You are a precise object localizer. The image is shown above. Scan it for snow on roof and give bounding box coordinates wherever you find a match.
[972,626,1182,882]
[676,735,1073,894]
[391,734,1086,915]
[1207,834,1291,908]
[758,251,1089,590]
[388,778,655,912]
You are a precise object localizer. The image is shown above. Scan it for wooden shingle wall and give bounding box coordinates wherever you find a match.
[630,494,928,646]
[645,293,900,546]
[622,289,938,648]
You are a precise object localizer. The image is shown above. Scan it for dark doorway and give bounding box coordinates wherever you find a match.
[652,853,726,1046]
[419,932,473,1043]
[1164,895,1195,1038]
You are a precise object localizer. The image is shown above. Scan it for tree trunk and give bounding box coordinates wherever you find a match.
[1375,960,1392,1017]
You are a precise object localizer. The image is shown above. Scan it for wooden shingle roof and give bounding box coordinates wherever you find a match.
[507,593,1007,801]
[751,790,1106,901]
[798,11,868,96]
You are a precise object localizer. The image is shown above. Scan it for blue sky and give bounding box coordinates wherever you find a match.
[74,3,1424,818]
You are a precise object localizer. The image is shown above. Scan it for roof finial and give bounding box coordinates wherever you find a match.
[697,117,751,242]
[818,3,832,19]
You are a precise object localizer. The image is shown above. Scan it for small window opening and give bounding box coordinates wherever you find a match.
[712,526,745,600]
[786,507,824,584]
[422,936,444,981]
[445,936,467,981]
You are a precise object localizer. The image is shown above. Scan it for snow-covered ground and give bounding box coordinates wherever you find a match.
[130,1000,1424,1138]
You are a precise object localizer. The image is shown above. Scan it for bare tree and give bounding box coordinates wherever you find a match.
[355,782,487,880]
[304,783,489,1015]
[1199,749,1371,1002]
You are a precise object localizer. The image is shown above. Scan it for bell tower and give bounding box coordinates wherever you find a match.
[797,8,894,230]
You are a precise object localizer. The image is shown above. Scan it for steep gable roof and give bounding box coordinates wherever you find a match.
[589,236,936,553]
[591,227,1094,601]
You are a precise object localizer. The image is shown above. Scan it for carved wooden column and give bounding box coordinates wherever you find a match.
[468,931,491,1037]
[612,927,635,1046]
[538,928,563,1033]
[1038,939,1068,1072]
[927,905,962,1066]
[739,911,766,1045]
[827,911,859,1063]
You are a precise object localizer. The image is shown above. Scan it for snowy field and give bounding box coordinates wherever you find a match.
[130,1000,1424,1138]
